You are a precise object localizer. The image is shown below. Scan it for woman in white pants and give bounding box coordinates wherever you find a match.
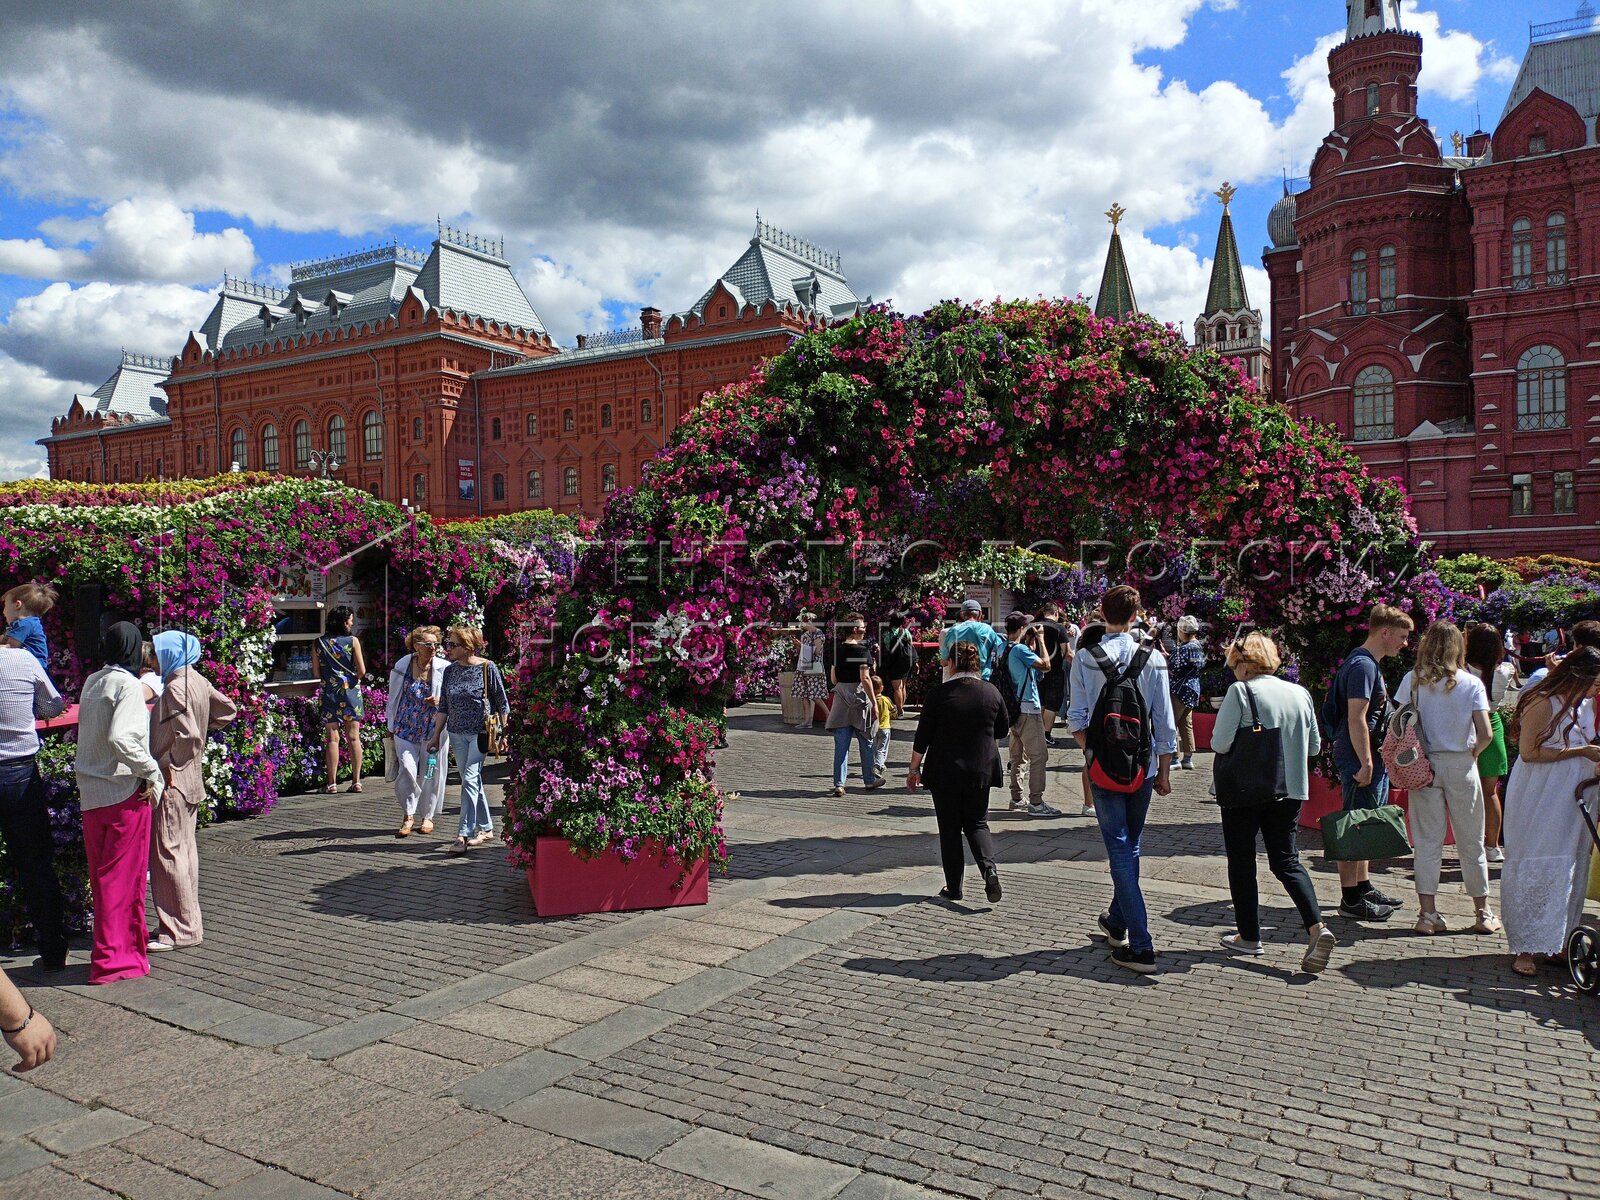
[386,626,449,837]
[1395,621,1499,935]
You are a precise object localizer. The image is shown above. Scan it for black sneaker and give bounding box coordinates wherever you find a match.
[1111,945,1158,974]
[32,955,66,973]
[1337,897,1395,922]
[1363,886,1404,909]
[984,871,1003,903]
[1096,912,1130,949]
[938,886,963,902]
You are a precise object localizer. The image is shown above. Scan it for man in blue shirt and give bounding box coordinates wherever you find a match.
[998,611,1060,817]
[1067,586,1177,974]
[940,599,1005,682]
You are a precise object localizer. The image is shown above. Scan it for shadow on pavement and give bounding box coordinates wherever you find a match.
[840,943,1200,984]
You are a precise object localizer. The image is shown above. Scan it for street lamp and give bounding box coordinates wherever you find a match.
[306,448,343,479]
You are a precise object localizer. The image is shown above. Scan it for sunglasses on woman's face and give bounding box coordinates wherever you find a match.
[444,639,460,649]
[416,641,438,650]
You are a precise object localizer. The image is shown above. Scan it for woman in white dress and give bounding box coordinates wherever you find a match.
[1501,647,1600,978]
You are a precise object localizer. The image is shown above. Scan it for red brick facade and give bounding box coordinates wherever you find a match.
[1268,12,1600,558]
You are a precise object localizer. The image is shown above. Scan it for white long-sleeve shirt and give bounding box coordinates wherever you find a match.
[1066,632,1179,771]
[75,667,163,811]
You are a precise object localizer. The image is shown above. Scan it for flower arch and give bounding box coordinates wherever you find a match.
[504,298,1443,874]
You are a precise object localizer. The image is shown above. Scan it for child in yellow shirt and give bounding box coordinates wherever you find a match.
[872,674,893,777]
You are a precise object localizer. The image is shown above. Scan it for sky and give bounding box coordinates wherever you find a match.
[0,0,1547,480]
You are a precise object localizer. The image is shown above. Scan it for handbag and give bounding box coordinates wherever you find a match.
[383,733,399,783]
[477,662,509,756]
[1380,691,1434,791]
[1212,682,1286,807]
[1319,804,1413,861]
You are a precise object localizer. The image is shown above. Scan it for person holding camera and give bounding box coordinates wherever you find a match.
[1001,612,1060,817]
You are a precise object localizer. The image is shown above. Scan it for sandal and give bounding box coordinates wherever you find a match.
[829,787,845,797]
[467,831,495,847]
[1511,954,1539,977]
[322,785,339,794]
[1471,910,1503,935]
[347,783,363,794]
[419,820,434,835]
[396,818,414,838]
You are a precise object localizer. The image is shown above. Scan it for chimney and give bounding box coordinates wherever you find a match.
[641,306,662,338]
[1465,129,1490,157]
[575,334,587,350]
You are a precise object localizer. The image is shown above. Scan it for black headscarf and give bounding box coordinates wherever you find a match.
[100,622,144,675]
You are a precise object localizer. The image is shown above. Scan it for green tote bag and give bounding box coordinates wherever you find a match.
[1320,804,1412,862]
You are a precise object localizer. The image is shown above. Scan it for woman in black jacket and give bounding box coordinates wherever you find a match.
[907,641,1010,903]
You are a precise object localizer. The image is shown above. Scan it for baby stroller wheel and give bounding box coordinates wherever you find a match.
[1568,927,1600,994]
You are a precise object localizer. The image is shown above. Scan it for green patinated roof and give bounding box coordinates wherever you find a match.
[1203,208,1250,315]
[1094,229,1138,321]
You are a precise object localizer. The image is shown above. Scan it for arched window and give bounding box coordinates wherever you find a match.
[1365,82,1380,116]
[1378,245,1397,311]
[526,413,539,439]
[563,408,575,433]
[1516,345,1567,430]
[262,425,279,472]
[600,403,613,428]
[229,427,246,470]
[492,473,505,501]
[413,473,428,505]
[1352,365,1395,441]
[491,417,502,441]
[1511,218,1534,287]
[1547,212,1568,285]
[563,466,579,496]
[328,415,347,463]
[527,469,543,499]
[602,463,618,493]
[293,420,311,469]
[195,443,205,469]
[362,410,383,462]
[413,417,424,442]
[1350,250,1369,316]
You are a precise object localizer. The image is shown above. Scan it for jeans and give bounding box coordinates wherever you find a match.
[0,755,67,963]
[872,727,891,776]
[450,732,491,839]
[1219,798,1323,941]
[1007,713,1048,806]
[1091,780,1155,954]
[833,726,878,787]
[930,781,997,892]
[1339,769,1390,811]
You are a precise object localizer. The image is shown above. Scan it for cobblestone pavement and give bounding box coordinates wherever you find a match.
[2,701,1598,1199]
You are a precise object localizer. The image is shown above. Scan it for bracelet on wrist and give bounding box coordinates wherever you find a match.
[1,1005,32,1036]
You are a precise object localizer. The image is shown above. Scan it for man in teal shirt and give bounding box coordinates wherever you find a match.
[940,599,1006,681]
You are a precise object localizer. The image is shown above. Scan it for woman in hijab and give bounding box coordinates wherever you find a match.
[147,631,237,952]
[74,622,165,983]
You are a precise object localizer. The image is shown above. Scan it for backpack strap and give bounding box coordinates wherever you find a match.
[1006,644,1028,703]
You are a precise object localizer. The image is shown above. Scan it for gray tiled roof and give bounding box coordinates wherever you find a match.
[78,351,169,421]
[691,221,860,319]
[1502,29,1600,133]
[208,231,546,354]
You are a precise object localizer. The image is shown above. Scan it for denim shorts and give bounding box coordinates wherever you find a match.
[1339,770,1390,811]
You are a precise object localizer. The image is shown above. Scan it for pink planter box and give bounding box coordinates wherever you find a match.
[1191,711,1215,753]
[526,836,709,918]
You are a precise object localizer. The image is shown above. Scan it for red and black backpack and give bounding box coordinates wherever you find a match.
[1084,640,1155,793]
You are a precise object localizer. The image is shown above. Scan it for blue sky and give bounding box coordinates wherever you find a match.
[0,0,1556,478]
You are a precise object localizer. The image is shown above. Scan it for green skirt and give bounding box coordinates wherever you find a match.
[1478,710,1509,778]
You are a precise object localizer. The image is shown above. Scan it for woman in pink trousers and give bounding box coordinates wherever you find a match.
[74,623,165,983]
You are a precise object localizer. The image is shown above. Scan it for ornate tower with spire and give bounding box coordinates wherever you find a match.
[1195,184,1267,390]
[1094,204,1139,321]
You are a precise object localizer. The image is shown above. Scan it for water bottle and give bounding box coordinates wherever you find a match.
[423,751,438,781]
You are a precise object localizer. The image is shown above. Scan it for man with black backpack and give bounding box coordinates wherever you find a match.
[1067,585,1177,974]
[1000,611,1060,817]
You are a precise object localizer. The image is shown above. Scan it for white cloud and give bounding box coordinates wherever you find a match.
[0,198,255,284]
[0,281,212,383]
[0,352,82,480]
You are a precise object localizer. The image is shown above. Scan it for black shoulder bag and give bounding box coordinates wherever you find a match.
[1212,682,1287,808]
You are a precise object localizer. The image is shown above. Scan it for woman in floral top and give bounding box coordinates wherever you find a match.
[426,625,510,855]
[1170,615,1206,770]
[386,625,449,838]
[790,612,829,727]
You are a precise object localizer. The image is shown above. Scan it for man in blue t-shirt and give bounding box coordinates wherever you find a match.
[998,611,1060,817]
[940,599,1005,681]
[1328,604,1412,922]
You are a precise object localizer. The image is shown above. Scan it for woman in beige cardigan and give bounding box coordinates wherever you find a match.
[147,631,236,951]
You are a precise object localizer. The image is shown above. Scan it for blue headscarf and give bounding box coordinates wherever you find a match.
[153,631,202,680]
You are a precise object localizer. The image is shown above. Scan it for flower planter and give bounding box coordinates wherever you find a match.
[1191,711,1215,753]
[526,836,709,917]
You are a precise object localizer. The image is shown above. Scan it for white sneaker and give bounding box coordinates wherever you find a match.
[1009,799,1030,812]
[1080,804,1097,818]
[1487,847,1505,864]
[1220,933,1263,956]
[1028,803,1063,818]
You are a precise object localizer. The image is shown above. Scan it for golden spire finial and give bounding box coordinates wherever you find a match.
[1214,182,1237,212]
[1450,130,1464,155]
[1106,203,1126,231]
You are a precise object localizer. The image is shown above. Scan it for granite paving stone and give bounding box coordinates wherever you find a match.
[498,1086,693,1158]
[28,1108,149,1155]
[0,1141,56,1186]
[655,1127,861,1199]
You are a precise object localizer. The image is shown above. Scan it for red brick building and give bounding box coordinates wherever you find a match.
[41,221,861,518]
[1267,1,1600,557]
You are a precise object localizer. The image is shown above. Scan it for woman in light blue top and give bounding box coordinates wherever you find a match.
[1210,632,1336,974]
